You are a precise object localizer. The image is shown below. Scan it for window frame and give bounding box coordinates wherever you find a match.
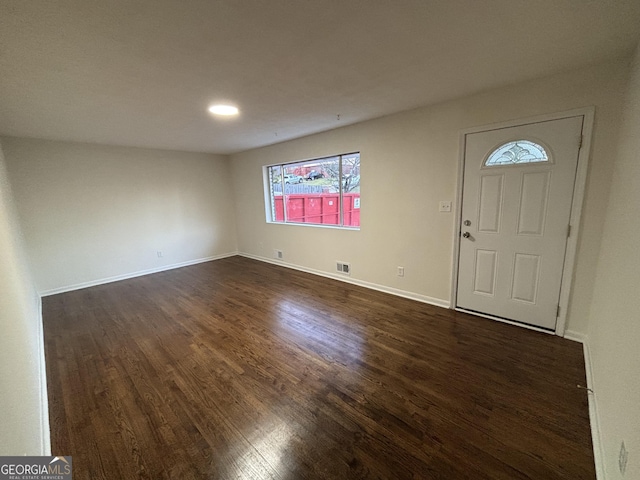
[482,138,552,168]
[263,152,360,230]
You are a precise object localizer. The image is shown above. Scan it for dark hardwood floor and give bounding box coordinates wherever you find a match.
[43,256,595,479]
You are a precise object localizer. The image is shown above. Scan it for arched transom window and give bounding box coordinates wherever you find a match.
[485,140,549,166]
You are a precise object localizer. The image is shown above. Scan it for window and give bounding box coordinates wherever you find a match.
[485,140,549,166]
[266,152,360,228]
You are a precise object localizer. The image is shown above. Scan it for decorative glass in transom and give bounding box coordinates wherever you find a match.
[485,140,549,166]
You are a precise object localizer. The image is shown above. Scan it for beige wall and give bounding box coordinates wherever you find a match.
[0,139,49,454]
[2,138,238,293]
[230,59,629,335]
[587,43,640,479]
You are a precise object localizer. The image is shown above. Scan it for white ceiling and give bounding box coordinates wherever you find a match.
[1,1,639,155]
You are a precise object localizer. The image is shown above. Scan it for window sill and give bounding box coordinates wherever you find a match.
[266,221,360,231]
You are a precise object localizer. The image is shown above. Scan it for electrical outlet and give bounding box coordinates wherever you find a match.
[157,251,163,258]
[397,266,405,277]
[619,441,628,475]
[439,201,452,212]
[274,249,283,259]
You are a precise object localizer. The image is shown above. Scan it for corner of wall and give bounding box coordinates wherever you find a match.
[580,41,640,480]
[0,138,51,455]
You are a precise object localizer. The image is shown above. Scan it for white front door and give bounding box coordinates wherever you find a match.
[456,116,583,330]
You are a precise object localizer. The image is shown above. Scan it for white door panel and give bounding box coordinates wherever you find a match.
[457,116,583,329]
[477,174,504,233]
[517,171,550,235]
[473,249,498,295]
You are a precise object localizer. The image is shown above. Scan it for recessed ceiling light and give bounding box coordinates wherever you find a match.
[208,104,239,116]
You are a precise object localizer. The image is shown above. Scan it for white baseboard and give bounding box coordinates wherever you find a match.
[239,252,450,309]
[36,296,51,455]
[40,252,239,296]
[584,339,605,480]
[563,329,586,343]
[567,333,605,480]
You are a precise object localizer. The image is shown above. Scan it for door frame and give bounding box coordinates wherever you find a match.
[450,107,595,336]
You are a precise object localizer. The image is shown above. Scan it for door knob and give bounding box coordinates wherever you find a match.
[462,232,471,238]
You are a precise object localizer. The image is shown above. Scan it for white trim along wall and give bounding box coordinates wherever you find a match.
[40,252,238,297]
[240,252,450,308]
[563,332,605,480]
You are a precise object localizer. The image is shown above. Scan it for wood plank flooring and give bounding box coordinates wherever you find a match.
[43,256,595,479]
